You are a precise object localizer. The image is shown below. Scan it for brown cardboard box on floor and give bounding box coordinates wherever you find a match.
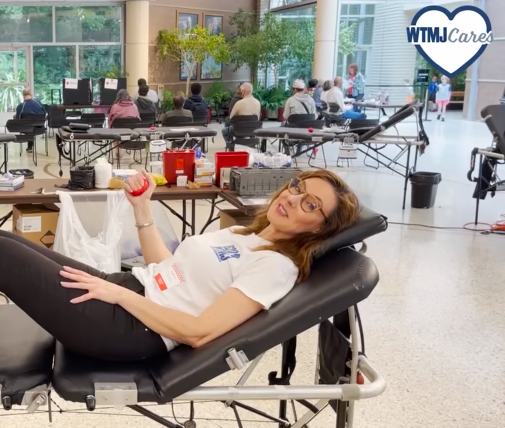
[12,204,60,249]
[219,209,255,229]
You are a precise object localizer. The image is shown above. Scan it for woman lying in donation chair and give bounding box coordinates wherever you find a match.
[0,170,359,362]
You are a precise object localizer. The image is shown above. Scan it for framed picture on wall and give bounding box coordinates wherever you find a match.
[177,11,199,32]
[203,14,223,35]
[200,56,223,80]
[180,61,197,81]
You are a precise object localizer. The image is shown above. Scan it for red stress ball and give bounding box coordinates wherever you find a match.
[308,127,314,133]
[131,178,149,197]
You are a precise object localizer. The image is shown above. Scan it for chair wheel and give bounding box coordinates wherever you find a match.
[184,421,196,428]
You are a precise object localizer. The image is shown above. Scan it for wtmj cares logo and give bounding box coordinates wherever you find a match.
[406,6,493,78]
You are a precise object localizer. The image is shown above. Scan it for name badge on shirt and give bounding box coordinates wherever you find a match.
[154,273,168,291]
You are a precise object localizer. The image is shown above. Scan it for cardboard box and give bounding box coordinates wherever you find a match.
[13,204,60,249]
[219,209,255,229]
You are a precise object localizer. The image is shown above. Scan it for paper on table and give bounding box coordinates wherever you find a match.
[237,197,269,206]
[65,78,78,89]
[169,128,199,132]
[104,78,118,90]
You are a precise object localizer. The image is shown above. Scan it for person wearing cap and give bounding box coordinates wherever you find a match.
[283,79,316,121]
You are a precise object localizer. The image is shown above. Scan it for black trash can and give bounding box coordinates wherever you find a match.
[410,172,442,208]
[9,169,34,179]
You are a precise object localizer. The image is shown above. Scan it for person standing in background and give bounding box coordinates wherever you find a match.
[435,75,451,122]
[15,88,46,153]
[346,64,365,100]
[428,75,439,112]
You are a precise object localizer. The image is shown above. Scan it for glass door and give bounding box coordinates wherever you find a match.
[0,46,30,114]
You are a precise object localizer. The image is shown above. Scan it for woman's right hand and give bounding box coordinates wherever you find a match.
[124,170,156,207]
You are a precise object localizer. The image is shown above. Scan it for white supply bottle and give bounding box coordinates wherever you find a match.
[94,157,112,189]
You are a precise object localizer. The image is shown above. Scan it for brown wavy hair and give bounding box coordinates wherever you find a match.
[234,170,360,282]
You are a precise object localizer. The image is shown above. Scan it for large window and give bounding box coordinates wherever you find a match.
[270,6,316,88]
[33,47,77,104]
[0,6,52,43]
[0,5,123,105]
[55,6,121,43]
[0,49,28,113]
[336,4,375,78]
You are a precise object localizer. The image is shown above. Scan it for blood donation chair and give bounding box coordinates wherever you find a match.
[0,206,387,428]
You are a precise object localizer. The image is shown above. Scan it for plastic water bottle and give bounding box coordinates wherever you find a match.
[94,157,112,189]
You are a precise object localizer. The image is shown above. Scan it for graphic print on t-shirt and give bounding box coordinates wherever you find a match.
[211,245,241,262]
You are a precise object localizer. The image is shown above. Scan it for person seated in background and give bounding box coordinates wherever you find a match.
[311,79,324,112]
[323,78,364,120]
[134,85,157,115]
[15,88,46,153]
[222,82,261,141]
[133,78,159,105]
[321,79,342,112]
[162,94,193,123]
[108,89,140,159]
[228,85,243,113]
[183,83,209,113]
[283,79,316,121]
[109,89,140,127]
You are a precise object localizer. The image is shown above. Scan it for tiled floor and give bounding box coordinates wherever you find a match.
[1,110,505,428]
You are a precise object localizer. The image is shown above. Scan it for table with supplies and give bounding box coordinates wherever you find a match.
[0,178,219,238]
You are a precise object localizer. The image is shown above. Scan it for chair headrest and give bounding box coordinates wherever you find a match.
[316,206,387,257]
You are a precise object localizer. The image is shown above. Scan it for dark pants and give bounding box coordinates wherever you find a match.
[0,230,166,362]
[222,125,233,141]
[27,140,34,150]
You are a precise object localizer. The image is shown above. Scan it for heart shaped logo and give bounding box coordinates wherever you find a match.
[407,6,493,77]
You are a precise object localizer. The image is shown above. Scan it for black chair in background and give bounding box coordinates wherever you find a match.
[139,111,156,127]
[110,118,146,168]
[192,110,208,126]
[80,113,106,128]
[160,115,194,150]
[46,106,72,139]
[5,117,46,166]
[162,115,193,127]
[21,113,48,157]
[226,116,263,152]
[284,114,326,168]
[286,114,324,130]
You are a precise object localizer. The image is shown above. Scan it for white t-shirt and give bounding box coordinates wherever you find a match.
[132,227,299,350]
[321,87,346,112]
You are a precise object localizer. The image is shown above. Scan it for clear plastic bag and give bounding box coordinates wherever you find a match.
[54,191,125,273]
[54,191,179,273]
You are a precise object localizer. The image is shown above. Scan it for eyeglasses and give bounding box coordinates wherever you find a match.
[287,178,328,222]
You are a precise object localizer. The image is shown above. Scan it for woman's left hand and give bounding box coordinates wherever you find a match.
[60,266,125,304]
